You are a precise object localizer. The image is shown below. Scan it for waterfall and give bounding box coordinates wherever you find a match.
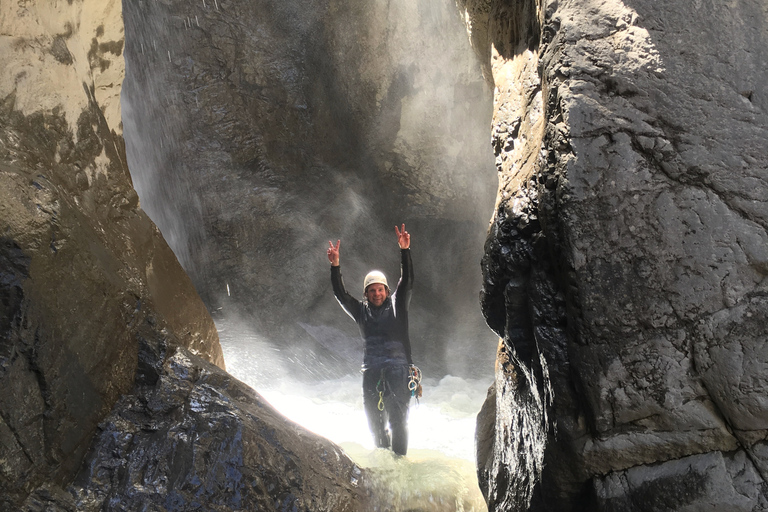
[122,0,499,508]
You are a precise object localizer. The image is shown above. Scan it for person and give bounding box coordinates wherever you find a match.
[327,224,415,456]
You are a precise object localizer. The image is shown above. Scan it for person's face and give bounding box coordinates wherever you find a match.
[365,283,388,307]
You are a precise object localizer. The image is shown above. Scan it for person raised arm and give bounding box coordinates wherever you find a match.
[394,224,414,364]
[394,223,414,303]
[328,238,361,320]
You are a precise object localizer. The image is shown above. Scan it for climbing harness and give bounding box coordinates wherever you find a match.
[408,365,423,401]
[376,371,387,411]
[375,366,422,411]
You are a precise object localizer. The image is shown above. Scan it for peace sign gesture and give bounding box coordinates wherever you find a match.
[327,239,340,266]
[395,224,410,249]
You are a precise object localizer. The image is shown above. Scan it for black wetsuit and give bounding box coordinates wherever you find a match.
[331,249,414,455]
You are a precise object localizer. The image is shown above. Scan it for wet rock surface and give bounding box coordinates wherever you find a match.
[70,347,366,512]
[464,0,768,509]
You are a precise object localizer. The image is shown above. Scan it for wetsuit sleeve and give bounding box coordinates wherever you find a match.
[395,248,414,307]
[395,248,414,364]
[331,265,362,322]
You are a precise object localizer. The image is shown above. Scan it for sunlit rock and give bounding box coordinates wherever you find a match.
[0,0,223,507]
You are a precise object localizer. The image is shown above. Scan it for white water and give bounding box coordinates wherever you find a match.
[218,318,492,511]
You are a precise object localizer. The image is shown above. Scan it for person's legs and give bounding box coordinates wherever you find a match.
[383,366,411,456]
[388,401,408,455]
[363,368,390,448]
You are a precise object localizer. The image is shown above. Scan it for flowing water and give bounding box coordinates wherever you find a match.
[217,317,491,511]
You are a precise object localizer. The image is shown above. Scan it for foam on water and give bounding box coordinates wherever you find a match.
[218,318,491,511]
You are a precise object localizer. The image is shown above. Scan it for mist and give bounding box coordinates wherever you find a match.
[123,0,497,380]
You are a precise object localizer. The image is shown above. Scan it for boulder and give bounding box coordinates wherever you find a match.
[70,347,366,512]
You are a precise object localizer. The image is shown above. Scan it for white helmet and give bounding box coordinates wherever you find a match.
[363,270,389,292]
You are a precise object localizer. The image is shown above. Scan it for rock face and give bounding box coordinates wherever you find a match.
[121,0,498,377]
[465,0,768,510]
[70,347,366,512]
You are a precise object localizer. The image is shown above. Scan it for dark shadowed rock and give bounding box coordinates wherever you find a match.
[475,382,496,500]
[594,451,765,512]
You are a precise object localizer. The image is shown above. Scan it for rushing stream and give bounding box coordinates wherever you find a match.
[217,317,491,511]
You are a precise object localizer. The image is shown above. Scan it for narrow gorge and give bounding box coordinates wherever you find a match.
[1,0,767,511]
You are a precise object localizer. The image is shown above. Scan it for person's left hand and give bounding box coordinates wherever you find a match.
[395,224,410,249]
[327,239,341,266]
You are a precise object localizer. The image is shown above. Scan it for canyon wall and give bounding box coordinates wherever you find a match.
[0,0,223,504]
[465,0,768,510]
[5,0,765,509]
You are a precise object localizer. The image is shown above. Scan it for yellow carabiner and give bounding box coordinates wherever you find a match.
[378,390,385,411]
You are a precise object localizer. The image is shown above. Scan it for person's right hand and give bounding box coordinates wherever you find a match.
[327,239,340,266]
